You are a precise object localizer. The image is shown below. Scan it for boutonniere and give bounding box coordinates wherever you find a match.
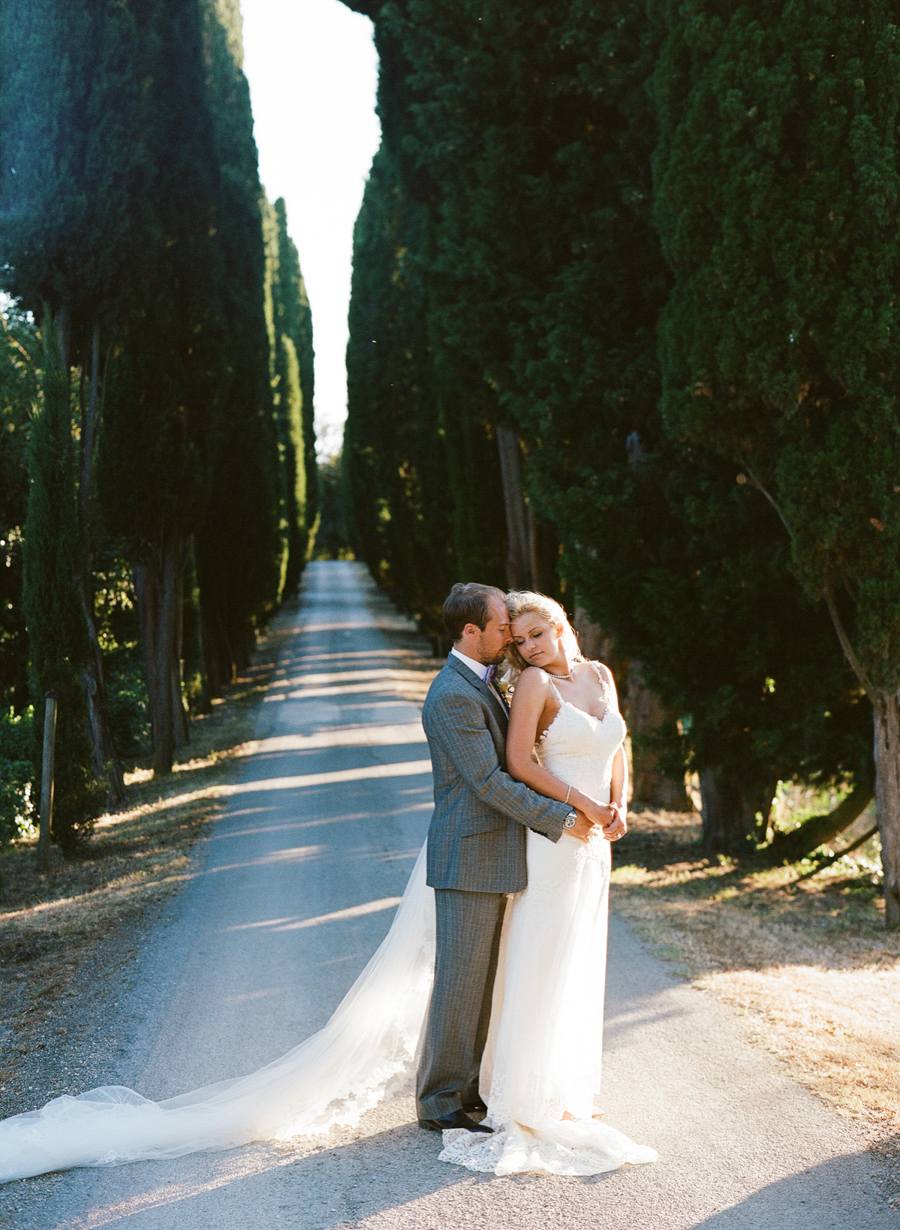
[495,663,516,707]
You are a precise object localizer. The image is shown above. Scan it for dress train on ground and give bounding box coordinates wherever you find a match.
[0,847,435,1184]
[0,673,658,1183]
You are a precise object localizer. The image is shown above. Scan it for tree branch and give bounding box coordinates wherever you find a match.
[823,584,878,705]
[789,824,879,885]
[764,779,874,864]
[742,463,794,540]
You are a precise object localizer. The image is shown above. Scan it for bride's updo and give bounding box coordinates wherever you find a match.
[504,590,584,678]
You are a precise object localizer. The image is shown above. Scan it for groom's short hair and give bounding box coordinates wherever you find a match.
[443,582,507,642]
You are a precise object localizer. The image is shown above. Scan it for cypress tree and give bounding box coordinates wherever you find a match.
[194,0,285,693]
[345,142,469,637]
[435,0,870,847]
[93,0,229,774]
[652,1,900,914]
[342,2,510,636]
[348,0,872,847]
[3,0,298,778]
[0,309,36,715]
[22,320,102,853]
[0,0,148,798]
[264,196,317,593]
[274,200,319,558]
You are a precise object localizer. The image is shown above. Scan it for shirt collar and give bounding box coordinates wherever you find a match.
[451,646,492,682]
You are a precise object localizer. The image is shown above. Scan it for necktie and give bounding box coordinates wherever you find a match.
[485,665,497,683]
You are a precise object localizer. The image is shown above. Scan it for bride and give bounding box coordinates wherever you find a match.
[438,590,656,1175]
[0,590,655,1183]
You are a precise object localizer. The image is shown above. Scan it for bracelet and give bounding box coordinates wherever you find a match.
[564,784,571,805]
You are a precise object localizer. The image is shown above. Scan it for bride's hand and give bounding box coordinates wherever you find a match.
[572,791,620,831]
[603,802,627,842]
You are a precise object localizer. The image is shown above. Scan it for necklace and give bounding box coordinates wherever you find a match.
[546,666,575,680]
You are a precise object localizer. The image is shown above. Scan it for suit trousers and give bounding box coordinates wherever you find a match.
[416,888,507,1119]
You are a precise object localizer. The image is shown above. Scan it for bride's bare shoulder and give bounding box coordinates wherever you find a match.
[510,666,551,700]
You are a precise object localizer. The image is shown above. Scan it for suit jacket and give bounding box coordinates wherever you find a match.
[422,654,569,892]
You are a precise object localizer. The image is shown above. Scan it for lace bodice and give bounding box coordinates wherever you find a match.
[535,662,627,802]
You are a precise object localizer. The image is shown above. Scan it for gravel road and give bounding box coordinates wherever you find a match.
[2,560,896,1230]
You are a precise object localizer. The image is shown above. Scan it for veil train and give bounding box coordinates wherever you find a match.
[0,846,435,1184]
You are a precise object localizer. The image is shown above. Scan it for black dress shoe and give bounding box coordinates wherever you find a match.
[418,1109,493,1134]
[462,1099,488,1117]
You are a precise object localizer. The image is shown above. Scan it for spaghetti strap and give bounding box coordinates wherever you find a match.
[545,671,564,702]
[588,660,610,695]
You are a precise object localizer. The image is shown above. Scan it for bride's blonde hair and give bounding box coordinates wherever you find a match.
[503,590,584,678]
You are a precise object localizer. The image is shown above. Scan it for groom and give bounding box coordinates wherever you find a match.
[416,582,595,1134]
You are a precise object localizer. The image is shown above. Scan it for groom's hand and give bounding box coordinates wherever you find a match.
[568,810,597,842]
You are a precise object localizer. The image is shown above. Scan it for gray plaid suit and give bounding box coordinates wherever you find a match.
[416,653,570,1119]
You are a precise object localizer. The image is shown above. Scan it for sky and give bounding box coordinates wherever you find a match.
[240,0,382,459]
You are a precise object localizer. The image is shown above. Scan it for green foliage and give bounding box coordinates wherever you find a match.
[345,143,460,634]
[1,0,307,787]
[652,0,900,693]
[0,706,34,844]
[22,321,103,853]
[343,27,509,636]
[264,196,318,592]
[104,655,150,757]
[1,1,155,351]
[195,2,286,684]
[92,547,150,754]
[313,454,353,560]
[343,0,875,847]
[0,307,36,714]
[91,0,229,550]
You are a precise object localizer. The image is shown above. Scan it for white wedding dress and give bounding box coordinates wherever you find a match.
[438,666,657,1175]
[0,666,655,1183]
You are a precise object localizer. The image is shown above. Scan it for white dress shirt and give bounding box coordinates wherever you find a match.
[451,647,506,706]
[451,646,492,680]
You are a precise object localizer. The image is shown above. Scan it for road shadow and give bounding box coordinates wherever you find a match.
[41,1116,487,1229]
[683,1147,900,1229]
[41,1119,899,1230]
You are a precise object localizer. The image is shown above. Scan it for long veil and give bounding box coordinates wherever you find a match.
[0,845,435,1184]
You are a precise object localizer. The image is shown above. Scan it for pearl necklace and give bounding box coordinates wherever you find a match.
[546,666,575,681]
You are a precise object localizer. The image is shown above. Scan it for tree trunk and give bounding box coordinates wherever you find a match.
[170,553,189,749]
[573,605,692,812]
[197,586,236,700]
[527,506,559,597]
[628,662,693,811]
[195,606,215,712]
[874,693,900,928]
[134,534,188,776]
[76,323,125,806]
[824,591,900,926]
[572,606,618,665]
[496,426,531,590]
[699,767,771,855]
[764,780,874,865]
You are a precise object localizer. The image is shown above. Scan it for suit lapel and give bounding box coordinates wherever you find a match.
[446,654,509,729]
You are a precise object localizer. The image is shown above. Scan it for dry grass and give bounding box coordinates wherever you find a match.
[0,602,297,1102]
[611,807,900,1149]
